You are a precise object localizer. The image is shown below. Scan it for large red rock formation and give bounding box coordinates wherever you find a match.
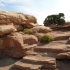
[0,11,38,28]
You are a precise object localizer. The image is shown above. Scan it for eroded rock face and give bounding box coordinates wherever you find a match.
[13,55,56,70]
[23,34,38,45]
[67,37,70,44]
[56,52,70,59]
[3,32,24,49]
[2,32,25,58]
[0,32,38,58]
[34,33,45,39]
[14,25,24,31]
[0,10,38,28]
[0,25,16,36]
[31,26,52,33]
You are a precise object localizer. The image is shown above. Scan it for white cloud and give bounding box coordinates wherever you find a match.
[2,0,16,3]
[1,0,33,4]
[0,0,5,7]
[0,0,33,8]
[0,2,5,7]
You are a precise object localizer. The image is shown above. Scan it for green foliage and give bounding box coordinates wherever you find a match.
[44,13,65,26]
[24,28,33,34]
[39,35,54,43]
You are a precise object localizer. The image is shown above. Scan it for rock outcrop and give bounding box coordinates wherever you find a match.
[2,32,25,58]
[0,32,37,58]
[31,26,52,33]
[0,10,38,28]
[0,10,39,58]
[13,55,56,70]
[23,34,38,45]
[0,25,16,36]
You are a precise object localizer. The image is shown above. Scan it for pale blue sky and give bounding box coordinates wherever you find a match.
[0,0,70,25]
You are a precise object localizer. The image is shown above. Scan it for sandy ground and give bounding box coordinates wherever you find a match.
[0,56,21,70]
[56,59,70,70]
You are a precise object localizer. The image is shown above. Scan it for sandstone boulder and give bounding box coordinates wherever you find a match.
[31,26,52,33]
[23,22,38,28]
[3,32,24,49]
[2,32,38,58]
[0,10,39,28]
[23,35,38,45]
[67,37,70,44]
[56,53,67,59]
[2,32,25,58]
[14,25,23,31]
[34,33,45,39]
[56,52,70,59]
[67,52,70,59]
[24,14,37,23]
[0,25,16,36]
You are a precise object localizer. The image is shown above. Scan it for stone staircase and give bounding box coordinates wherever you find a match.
[13,54,56,70]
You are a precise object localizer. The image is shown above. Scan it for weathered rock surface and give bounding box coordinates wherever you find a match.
[14,25,24,31]
[23,34,38,45]
[35,41,67,53]
[34,33,45,39]
[14,61,42,70]
[67,37,70,44]
[13,55,56,70]
[44,22,70,31]
[31,26,52,33]
[47,31,70,41]
[1,32,37,58]
[56,53,67,59]
[3,32,24,49]
[0,10,38,28]
[0,25,16,36]
[56,52,70,59]
[2,32,25,58]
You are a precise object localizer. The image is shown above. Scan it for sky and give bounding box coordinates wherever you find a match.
[0,0,70,25]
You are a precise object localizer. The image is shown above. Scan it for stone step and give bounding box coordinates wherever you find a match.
[41,69,58,70]
[23,44,37,50]
[47,32,70,41]
[54,35,70,41]
[56,52,70,59]
[23,55,56,65]
[13,61,42,70]
[34,43,67,53]
[66,45,70,52]
[34,46,66,53]
[26,50,38,56]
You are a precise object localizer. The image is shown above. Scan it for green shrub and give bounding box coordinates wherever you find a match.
[39,35,54,43]
[24,28,33,34]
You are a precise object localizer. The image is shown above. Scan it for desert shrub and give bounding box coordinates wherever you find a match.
[24,28,33,34]
[39,35,54,43]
